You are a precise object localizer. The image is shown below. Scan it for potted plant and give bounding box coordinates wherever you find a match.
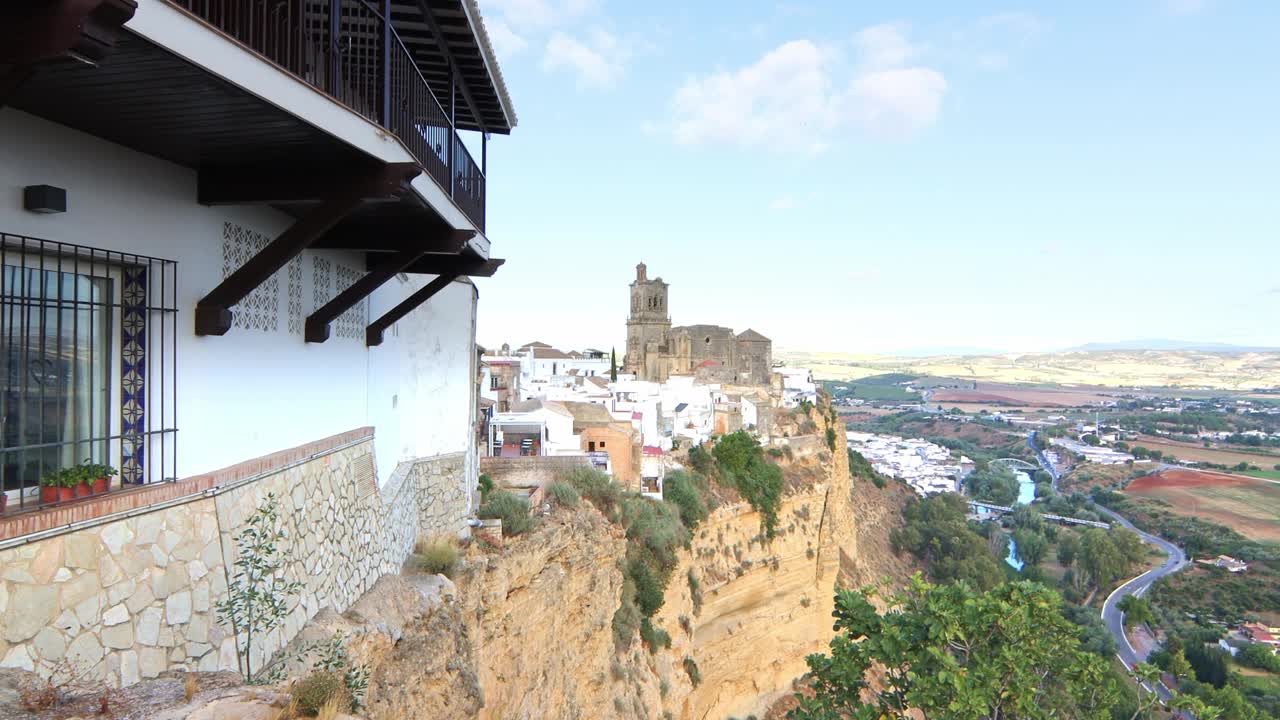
[39,469,64,504]
[72,465,93,499]
[83,461,117,494]
[57,468,78,502]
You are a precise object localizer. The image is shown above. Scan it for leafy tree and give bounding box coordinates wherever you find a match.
[1238,642,1280,673]
[1057,534,1080,567]
[1116,595,1153,630]
[1076,527,1144,591]
[1012,528,1049,568]
[1083,434,1102,447]
[789,577,1120,719]
[216,492,304,681]
[965,466,1021,506]
[891,494,1005,591]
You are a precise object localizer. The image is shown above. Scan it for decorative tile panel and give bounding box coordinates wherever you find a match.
[221,222,278,332]
[120,266,147,484]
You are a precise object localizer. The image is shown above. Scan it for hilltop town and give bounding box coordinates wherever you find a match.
[479,263,817,497]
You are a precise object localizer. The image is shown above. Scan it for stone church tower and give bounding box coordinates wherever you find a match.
[623,262,772,384]
[623,263,670,378]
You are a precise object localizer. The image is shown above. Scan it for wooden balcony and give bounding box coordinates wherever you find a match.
[171,0,492,230]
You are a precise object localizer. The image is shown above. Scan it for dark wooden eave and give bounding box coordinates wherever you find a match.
[195,163,421,336]
[365,256,504,347]
[304,229,474,343]
[0,0,136,107]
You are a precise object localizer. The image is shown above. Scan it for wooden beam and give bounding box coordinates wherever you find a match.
[198,162,408,205]
[0,0,136,66]
[195,163,420,336]
[313,227,473,252]
[366,273,458,347]
[305,245,429,343]
[396,256,504,277]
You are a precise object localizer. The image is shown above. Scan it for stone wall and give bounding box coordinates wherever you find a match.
[479,456,592,489]
[0,432,475,688]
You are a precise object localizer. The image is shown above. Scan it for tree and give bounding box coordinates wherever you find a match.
[1116,595,1153,630]
[1012,528,1049,568]
[609,347,618,382]
[790,577,1120,720]
[1057,534,1080,567]
[215,492,304,681]
[1083,434,1101,446]
[890,494,1005,591]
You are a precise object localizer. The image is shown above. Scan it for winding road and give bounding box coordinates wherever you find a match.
[1025,432,1189,699]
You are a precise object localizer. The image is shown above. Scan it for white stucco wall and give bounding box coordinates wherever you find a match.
[0,109,477,483]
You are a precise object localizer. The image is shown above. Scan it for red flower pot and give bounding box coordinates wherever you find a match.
[57,487,75,502]
[74,482,92,498]
[40,486,59,504]
[92,477,109,494]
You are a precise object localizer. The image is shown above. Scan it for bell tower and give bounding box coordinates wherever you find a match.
[624,262,671,379]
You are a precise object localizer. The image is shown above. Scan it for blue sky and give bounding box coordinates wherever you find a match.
[470,0,1280,354]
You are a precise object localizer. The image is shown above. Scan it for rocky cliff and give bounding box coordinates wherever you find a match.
[347,399,913,719]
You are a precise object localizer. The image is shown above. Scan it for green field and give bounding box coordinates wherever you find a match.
[1243,470,1280,481]
[824,380,921,403]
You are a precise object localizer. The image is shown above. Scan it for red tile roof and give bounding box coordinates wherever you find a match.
[642,446,663,456]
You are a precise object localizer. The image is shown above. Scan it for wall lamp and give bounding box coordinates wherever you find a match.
[24,185,67,214]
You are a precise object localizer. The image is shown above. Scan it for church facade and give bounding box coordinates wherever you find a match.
[623,263,772,384]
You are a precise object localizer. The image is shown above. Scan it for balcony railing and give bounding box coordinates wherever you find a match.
[172,0,486,231]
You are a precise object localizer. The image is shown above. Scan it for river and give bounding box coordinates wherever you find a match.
[1004,470,1036,570]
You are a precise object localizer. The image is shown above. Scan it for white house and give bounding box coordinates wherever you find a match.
[0,0,519,688]
[487,400,578,457]
[776,367,818,408]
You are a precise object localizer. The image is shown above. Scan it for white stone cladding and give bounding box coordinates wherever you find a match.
[0,439,471,688]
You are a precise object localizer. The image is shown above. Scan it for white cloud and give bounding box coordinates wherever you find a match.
[768,195,797,211]
[855,24,921,69]
[951,13,1044,70]
[671,40,837,151]
[542,30,624,88]
[847,67,946,137]
[669,25,945,150]
[486,19,528,59]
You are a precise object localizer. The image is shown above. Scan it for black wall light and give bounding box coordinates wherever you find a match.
[24,185,67,214]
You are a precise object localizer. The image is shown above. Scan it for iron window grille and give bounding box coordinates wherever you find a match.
[1,232,178,512]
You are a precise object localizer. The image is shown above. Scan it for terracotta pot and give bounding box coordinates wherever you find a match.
[74,482,92,498]
[40,486,59,504]
[92,477,109,494]
[57,486,75,502]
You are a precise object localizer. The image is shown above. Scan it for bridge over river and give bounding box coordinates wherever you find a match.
[966,500,1111,529]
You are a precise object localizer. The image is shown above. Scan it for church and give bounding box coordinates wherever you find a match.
[623,263,772,384]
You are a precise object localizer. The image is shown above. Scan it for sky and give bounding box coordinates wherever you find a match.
[467,0,1280,355]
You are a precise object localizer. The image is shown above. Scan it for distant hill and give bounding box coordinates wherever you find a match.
[1065,339,1280,352]
[778,348,1280,391]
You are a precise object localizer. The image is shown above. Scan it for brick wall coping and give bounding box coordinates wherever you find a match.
[0,427,375,547]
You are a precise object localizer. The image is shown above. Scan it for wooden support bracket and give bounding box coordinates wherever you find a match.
[195,163,419,336]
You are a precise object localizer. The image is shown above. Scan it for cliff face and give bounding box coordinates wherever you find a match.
[354,399,913,720]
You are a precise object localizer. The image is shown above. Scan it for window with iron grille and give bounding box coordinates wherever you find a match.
[1,233,178,512]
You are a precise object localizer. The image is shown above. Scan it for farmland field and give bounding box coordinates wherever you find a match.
[1124,469,1280,544]
[1129,435,1280,467]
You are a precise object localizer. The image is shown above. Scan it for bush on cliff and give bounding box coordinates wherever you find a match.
[563,466,623,520]
[547,481,580,508]
[661,470,708,529]
[712,431,783,538]
[411,536,458,577]
[477,490,533,536]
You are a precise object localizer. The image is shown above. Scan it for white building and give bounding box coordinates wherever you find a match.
[846,432,966,497]
[0,0,517,688]
[776,367,818,408]
[487,401,578,457]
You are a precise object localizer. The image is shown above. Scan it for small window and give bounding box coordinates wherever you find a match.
[599,441,606,448]
[588,441,596,452]
[490,375,500,390]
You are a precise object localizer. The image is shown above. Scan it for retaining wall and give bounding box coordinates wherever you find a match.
[0,429,472,687]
